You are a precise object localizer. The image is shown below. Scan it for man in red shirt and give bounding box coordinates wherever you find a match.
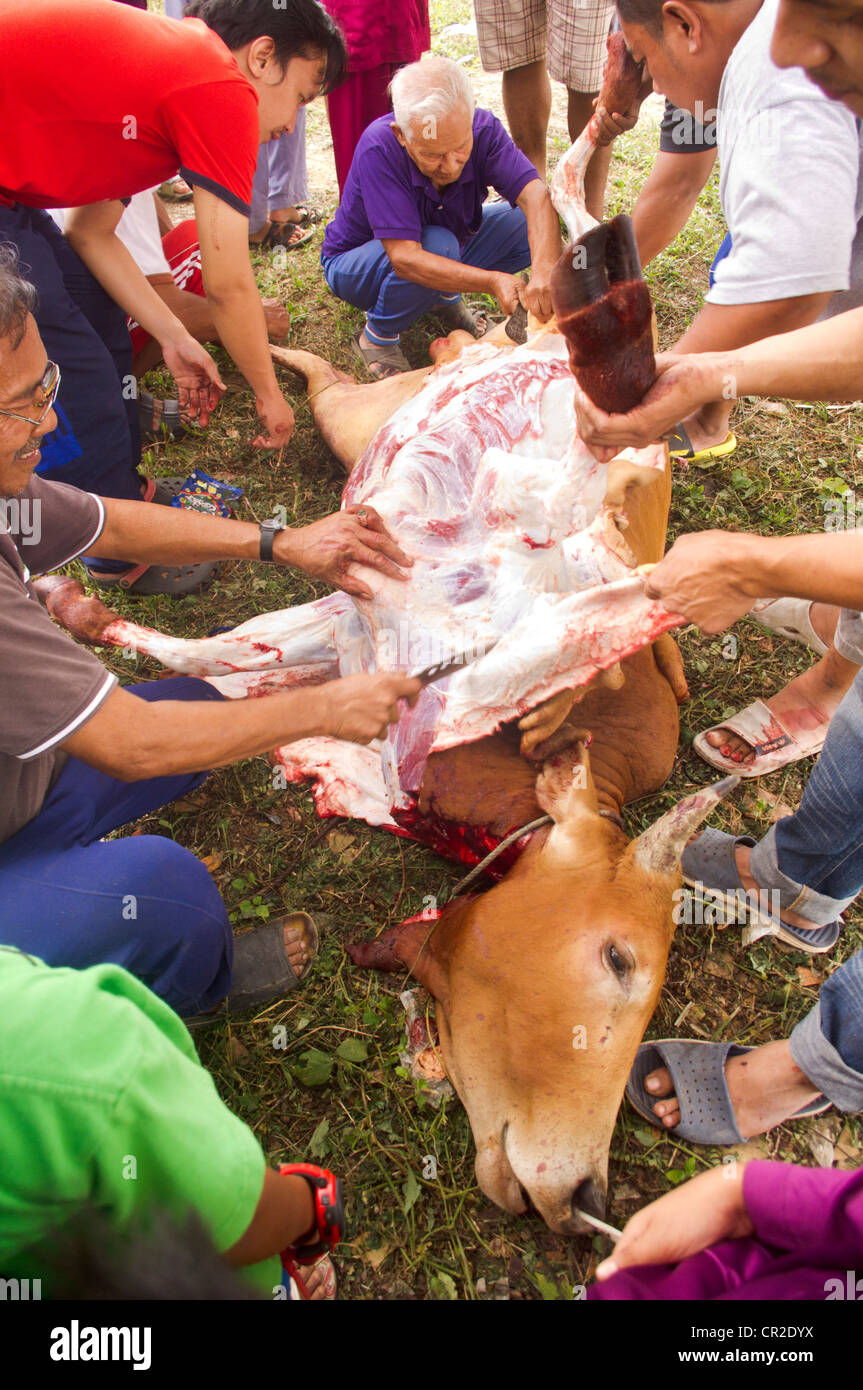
[0,0,346,593]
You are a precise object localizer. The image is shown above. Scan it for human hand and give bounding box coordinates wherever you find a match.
[524,267,554,323]
[275,503,414,599]
[639,530,757,632]
[574,352,730,462]
[253,394,296,450]
[488,270,526,316]
[591,101,641,147]
[161,334,225,426]
[595,1163,753,1281]
[319,671,421,743]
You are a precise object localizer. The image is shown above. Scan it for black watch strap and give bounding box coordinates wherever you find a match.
[259,518,284,562]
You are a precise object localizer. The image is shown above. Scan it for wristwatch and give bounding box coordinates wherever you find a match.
[259,516,286,562]
[278,1162,345,1258]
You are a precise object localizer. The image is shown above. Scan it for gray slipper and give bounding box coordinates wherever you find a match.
[681,827,841,954]
[183,913,319,1028]
[352,329,411,379]
[626,1038,830,1146]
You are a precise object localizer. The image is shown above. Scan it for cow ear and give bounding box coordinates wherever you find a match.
[347,913,449,1004]
[630,776,739,878]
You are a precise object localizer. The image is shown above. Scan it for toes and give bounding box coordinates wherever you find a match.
[644,1066,673,1096]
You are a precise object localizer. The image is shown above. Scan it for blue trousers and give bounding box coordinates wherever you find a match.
[249,114,309,236]
[741,667,863,1110]
[322,201,531,343]
[0,678,232,1017]
[0,204,141,501]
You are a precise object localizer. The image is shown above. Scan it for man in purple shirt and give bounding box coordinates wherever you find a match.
[321,56,561,377]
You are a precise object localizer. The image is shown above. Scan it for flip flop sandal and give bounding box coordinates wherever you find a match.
[86,559,221,597]
[693,698,827,778]
[748,597,830,656]
[250,221,316,251]
[283,1252,337,1301]
[666,422,738,463]
[626,1038,830,1145]
[352,329,412,379]
[681,826,842,953]
[138,390,191,443]
[433,298,489,336]
[182,913,320,1030]
[273,204,324,228]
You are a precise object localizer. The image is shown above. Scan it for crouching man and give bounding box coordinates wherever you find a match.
[0,249,420,1021]
[321,55,562,378]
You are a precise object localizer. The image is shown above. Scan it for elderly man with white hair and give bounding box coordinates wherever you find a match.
[321,56,562,377]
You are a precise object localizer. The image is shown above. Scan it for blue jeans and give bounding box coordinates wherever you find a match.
[743,662,863,1110]
[249,113,309,236]
[0,678,232,1017]
[322,201,531,343]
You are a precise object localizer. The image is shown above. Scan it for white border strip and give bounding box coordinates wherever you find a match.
[18,670,117,761]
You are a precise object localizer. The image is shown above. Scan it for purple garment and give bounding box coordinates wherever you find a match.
[588,1162,863,1301]
[321,0,430,74]
[322,109,537,260]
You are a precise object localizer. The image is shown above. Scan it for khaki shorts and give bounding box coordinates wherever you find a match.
[474,0,615,93]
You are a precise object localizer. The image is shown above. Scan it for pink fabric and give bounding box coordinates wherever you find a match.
[321,1,430,73]
[327,65,398,195]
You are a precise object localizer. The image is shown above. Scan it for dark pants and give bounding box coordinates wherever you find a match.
[1,203,141,501]
[0,679,233,1016]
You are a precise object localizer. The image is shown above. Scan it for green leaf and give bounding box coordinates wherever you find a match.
[429,1272,457,1300]
[336,1037,369,1063]
[308,1117,330,1158]
[291,1048,334,1087]
[402,1168,421,1215]
[666,1168,686,1184]
[633,1127,658,1147]
[533,1272,560,1300]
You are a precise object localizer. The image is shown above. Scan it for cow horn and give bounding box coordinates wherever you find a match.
[632,776,740,877]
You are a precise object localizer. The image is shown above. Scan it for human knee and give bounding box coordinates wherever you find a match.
[422,225,460,260]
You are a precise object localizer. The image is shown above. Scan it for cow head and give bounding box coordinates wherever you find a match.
[361,743,736,1234]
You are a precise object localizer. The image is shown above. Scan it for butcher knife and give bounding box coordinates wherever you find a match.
[504,274,530,344]
[410,637,498,687]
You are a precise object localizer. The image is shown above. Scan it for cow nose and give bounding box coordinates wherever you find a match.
[572,1176,606,1222]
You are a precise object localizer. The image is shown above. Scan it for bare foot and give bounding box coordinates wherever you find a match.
[269,205,305,225]
[675,402,734,455]
[645,1039,821,1136]
[282,920,313,980]
[706,647,858,767]
[733,842,822,933]
[262,297,290,342]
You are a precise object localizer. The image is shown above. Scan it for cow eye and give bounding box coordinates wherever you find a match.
[605,942,630,979]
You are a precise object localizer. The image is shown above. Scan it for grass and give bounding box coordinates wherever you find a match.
[71,0,863,1298]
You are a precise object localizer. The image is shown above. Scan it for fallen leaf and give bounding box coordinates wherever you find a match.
[808,1132,834,1168]
[402,1168,421,1215]
[796,966,824,988]
[756,400,789,416]
[835,1123,862,1168]
[336,1037,369,1063]
[225,1037,249,1064]
[429,1273,458,1300]
[201,851,222,873]
[291,1048,334,1087]
[308,1117,330,1158]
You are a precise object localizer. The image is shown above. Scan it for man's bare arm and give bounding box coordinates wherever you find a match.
[61,673,420,782]
[631,148,716,267]
[516,178,562,321]
[643,530,863,634]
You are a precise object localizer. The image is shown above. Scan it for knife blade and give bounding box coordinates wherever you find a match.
[504,274,529,344]
[410,638,498,687]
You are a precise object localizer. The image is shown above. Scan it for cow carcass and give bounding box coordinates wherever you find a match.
[37,42,734,1234]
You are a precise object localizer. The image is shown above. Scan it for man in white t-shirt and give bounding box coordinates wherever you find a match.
[610,0,861,775]
[618,0,862,459]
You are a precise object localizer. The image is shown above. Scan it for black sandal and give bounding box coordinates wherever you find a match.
[183,913,319,1028]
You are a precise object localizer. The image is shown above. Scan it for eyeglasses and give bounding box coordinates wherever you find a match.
[0,361,61,427]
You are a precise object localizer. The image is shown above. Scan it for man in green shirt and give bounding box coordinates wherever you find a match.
[0,946,336,1298]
